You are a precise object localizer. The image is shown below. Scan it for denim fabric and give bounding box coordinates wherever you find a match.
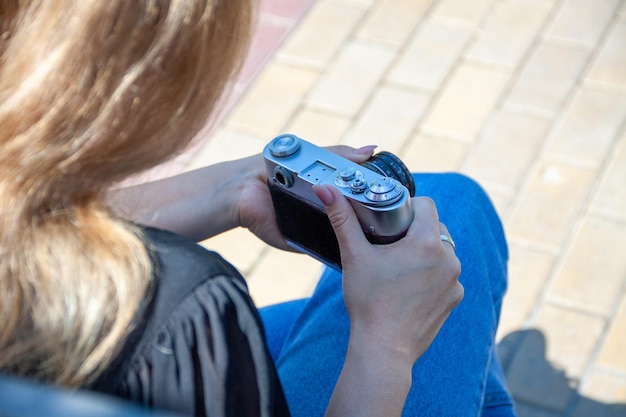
[259,173,516,417]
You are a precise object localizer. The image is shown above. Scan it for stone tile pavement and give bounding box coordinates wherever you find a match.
[164,0,626,415]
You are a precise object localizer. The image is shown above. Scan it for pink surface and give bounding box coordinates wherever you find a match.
[133,0,316,183]
[260,0,316,20]
[237,17,292,85]
[237,0,316,92]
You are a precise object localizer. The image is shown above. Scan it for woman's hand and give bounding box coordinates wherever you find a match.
[313,184,462,417]
[108,144,377,246]
[234,145,378,251]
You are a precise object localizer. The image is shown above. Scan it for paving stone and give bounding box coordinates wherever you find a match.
[354,0,434,46]
[506,159,595,248]
[548,216,626,317]
[546,0,621,45]
[506,326,578,412]
[507,306,604,411]
[546,85,626,166]
[331,0,375,8]
[245,248,324,307]
[597,296,626,373]
[341,85,431,153]
[533,305,605,378]
[590,133,626,221]
[401,134,468,173]
[477,187,513,223]
[462,110,551,191]
[570,370,626,417]
[260,0,316,20]
[571,369,626,416]
[284,108,351,147]
[186,127,267,170]
[514,402,562,417]
[496,243,556,341]
[431,0,496,24]
[227,62,319,136]
[587,20,626,87]
[200,228,268,277]
[421,63,510,141]
[276,1,365,69]
[386,17,474,92]
[238,16,293,84]
[306,39,395,116]
[572,398,626,417]
[506,39,590,116]
[465,0,557,68]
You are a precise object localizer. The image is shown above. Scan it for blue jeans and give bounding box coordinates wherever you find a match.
[260,173,517,417]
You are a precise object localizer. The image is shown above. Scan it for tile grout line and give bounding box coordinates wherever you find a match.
[395,0,505,158]
[499,3,626,412]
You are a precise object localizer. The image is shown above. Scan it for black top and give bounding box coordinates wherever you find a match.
[91,227,290,417]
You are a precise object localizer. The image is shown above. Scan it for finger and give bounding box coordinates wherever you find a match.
[325,144,378,164]
[313,184,369,258]
[405,197,440,240]
[439,223,456,251]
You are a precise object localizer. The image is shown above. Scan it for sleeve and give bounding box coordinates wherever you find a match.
[115,276,290,417]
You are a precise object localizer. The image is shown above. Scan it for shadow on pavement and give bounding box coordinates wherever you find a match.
[497,329,626,417]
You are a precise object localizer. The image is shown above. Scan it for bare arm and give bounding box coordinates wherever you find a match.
[108,156,258,242]
[111,147,461,416]
[108,146,377,248]
[326,332,414,417]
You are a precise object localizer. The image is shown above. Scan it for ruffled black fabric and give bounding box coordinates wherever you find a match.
[91,227,290,417]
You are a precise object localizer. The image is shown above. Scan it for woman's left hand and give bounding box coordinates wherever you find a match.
[109,144,377,248]
[235,145,377,251]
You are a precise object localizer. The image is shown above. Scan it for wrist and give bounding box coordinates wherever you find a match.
[327,328,413,417]
[231,154,265,228]
[348,323,418,370]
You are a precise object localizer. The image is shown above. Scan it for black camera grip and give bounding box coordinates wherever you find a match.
[268,180,342,270]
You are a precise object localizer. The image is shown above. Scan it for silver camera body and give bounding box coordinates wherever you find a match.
[264,134,414,270]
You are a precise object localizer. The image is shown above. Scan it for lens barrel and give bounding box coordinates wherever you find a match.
[360,151,415,197]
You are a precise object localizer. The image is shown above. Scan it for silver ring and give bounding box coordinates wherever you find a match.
[440,234,456,250]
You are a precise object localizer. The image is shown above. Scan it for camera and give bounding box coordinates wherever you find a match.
[264,134,416,270]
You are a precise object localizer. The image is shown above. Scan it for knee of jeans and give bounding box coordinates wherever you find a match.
[415,172,508,260]
[412,172,494,210]
[445,172,490,200]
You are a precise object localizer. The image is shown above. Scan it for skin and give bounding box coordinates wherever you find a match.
[314,185,462,417]
[108,145,463,417]
[108,146,376,248]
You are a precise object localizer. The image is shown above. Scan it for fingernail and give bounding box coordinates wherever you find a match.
[355,145,377,156]
[313,185,334,206]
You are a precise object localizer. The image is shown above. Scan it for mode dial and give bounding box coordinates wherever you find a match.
[364,177,403,205]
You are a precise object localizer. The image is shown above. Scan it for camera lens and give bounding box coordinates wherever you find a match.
[360,151,415,197]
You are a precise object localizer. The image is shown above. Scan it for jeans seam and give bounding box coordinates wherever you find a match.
[483,391,514,408]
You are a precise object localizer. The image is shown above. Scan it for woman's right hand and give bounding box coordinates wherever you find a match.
[313,184,463,417]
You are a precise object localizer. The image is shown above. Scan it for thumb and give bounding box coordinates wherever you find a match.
[313,184,367,258]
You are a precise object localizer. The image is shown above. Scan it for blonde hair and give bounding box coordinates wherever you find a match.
[0,0,252,386]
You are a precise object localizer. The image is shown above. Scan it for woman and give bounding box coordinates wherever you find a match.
[0,1,515,416]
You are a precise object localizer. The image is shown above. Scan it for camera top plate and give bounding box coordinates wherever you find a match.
[265,135,409,207]
[263,134,414,241]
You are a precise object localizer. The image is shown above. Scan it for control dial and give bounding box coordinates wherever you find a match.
[334,167,364,189]
[364,177,404,205]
